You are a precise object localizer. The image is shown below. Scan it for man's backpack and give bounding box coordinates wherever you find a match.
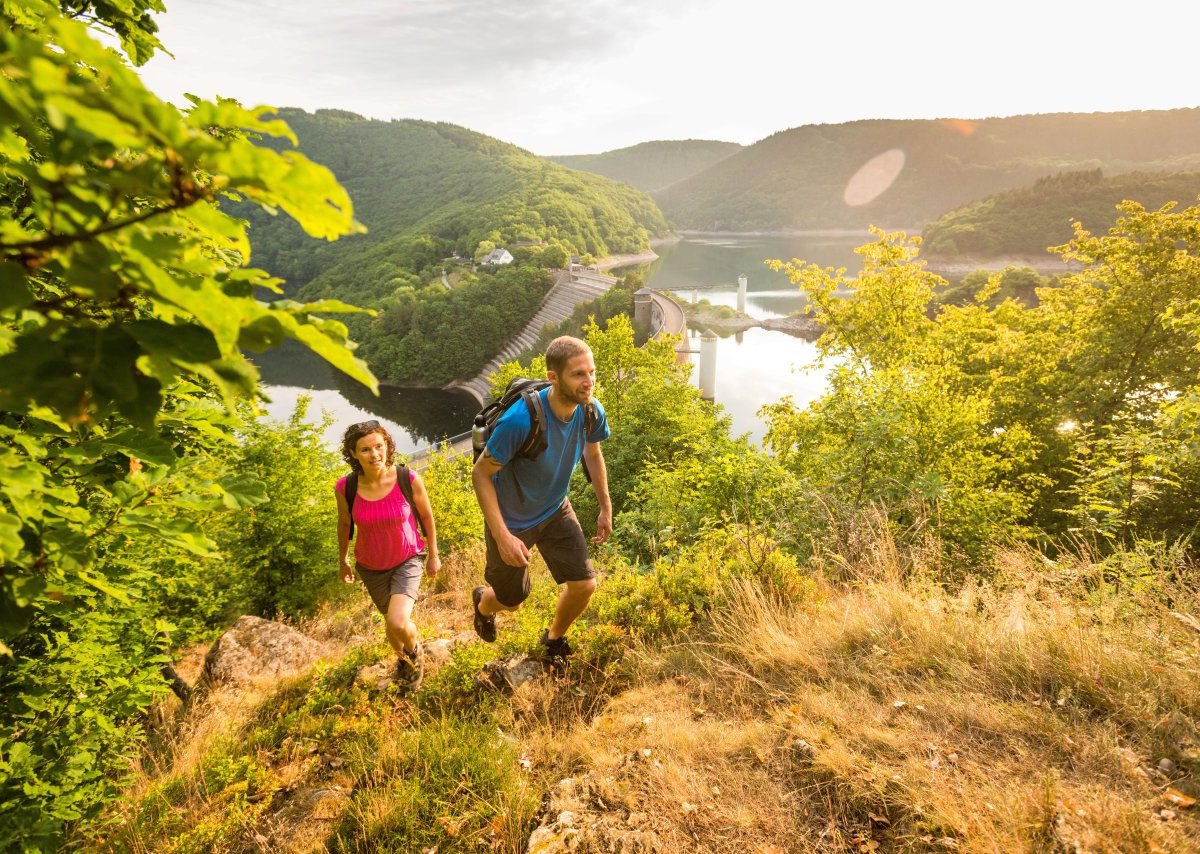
[471,378,597,494]
[345,463,425,540]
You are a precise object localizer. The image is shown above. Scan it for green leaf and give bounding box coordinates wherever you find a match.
[101,428,177,467]
[218,474,269,509]
[0,510,23,561]
[127,319,221,364]
[0,261,33,312]
[76,570,133,605]
[117,511,216,556]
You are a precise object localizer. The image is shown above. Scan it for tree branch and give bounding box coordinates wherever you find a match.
[1,198,197,256]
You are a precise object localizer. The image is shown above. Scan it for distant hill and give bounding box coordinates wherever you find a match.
[549,140,743,193]
[922,169,1200,258]
[239,109,671,303]
[654,109,1200,233]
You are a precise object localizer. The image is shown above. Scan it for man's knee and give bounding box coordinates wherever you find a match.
[566,577,597,598]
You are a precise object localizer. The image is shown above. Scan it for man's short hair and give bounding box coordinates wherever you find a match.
[546,336,591,375]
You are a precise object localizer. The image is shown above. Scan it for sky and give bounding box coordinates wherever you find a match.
[137,0,1200,157]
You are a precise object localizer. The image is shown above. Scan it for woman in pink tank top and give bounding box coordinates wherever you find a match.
[335,421,440,692]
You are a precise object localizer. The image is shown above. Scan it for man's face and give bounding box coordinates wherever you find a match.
[550,351,596,406]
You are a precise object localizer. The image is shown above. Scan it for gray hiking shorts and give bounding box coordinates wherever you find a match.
[356,553,424,614]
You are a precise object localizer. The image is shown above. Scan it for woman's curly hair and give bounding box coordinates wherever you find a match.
[340,420,396,473]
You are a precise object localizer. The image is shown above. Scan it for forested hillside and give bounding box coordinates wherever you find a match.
[922,168,1200,257]
[230,109,670,383]
[239,109,671,299]
[549,139,743,193]
[655,110,1200,232]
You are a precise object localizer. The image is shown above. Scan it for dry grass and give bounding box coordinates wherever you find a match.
[100,533,1200,852]
[520,549,1199,852]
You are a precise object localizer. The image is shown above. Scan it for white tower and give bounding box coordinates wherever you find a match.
[698,329,717,401]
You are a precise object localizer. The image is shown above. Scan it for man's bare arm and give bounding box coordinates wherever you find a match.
[471,450,531,567]
[583,441,612,544]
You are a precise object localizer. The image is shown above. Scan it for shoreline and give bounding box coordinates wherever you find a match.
[595,249,659,271]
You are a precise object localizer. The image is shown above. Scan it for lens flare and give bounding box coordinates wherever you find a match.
[843,148,906,207]
[940,118,979,137]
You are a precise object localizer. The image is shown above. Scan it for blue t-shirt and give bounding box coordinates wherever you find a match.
[485,387,610,532]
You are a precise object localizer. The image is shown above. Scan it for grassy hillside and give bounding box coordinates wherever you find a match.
[922,169,1200,258]
[655,108,1200,232]
[549,139,743,193]
[100,536,1200,853]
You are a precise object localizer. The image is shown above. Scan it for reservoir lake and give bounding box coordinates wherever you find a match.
[255,232,870,453]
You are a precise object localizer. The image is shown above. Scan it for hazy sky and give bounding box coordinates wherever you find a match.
[138,0,1199,156]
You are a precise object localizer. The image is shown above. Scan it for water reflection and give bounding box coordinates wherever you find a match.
[681,326,834,444]
[252,341,476,454]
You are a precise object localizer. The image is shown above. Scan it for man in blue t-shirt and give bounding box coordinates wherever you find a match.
[470,336,612,668]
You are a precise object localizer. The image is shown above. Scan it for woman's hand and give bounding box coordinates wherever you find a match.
[425,553,441,577]
[340,558,354,584]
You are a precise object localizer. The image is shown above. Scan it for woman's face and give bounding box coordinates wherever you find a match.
[353,430,389,474]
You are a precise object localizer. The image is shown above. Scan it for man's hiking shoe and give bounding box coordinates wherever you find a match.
[393,643,423,692]
[536,630,573,674]
[472,586,497,643]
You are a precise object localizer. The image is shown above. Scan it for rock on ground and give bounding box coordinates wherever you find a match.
[202,615,325,686]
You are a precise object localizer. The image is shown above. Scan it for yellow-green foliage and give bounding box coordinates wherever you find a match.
[767,216,1200,559]
[415,445,483,554]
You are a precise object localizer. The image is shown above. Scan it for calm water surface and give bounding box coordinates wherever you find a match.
[256,233,869,451]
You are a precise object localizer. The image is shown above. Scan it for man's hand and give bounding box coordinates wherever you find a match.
[340,558,354,584]
[592,508,612,545]
[498,530,531,567]
[425,554,442,577]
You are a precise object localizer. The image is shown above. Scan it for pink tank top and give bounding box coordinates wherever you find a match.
[336,470,424,571]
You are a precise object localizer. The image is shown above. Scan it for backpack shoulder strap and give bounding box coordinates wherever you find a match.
[345,470,359,540]
[394,463,427,539]
[519,387,549,458]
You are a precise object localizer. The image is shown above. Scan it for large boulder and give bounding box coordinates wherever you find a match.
[203,615,325,686]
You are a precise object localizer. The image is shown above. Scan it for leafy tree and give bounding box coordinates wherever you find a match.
[0,2,375,845]
[765,205,1200,558]
[415,446,484,555]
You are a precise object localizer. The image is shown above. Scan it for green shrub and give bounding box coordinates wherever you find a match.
[224,397,343,617]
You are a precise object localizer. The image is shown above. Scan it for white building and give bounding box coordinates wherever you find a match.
[481,248,514,266]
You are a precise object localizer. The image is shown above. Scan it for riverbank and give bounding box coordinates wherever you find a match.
[594,248,659,271]
[924,253,1079,276]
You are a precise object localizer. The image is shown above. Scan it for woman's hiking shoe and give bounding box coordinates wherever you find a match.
[472,586,497,643]
[393,643,423,692]
[536,630,572,674]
